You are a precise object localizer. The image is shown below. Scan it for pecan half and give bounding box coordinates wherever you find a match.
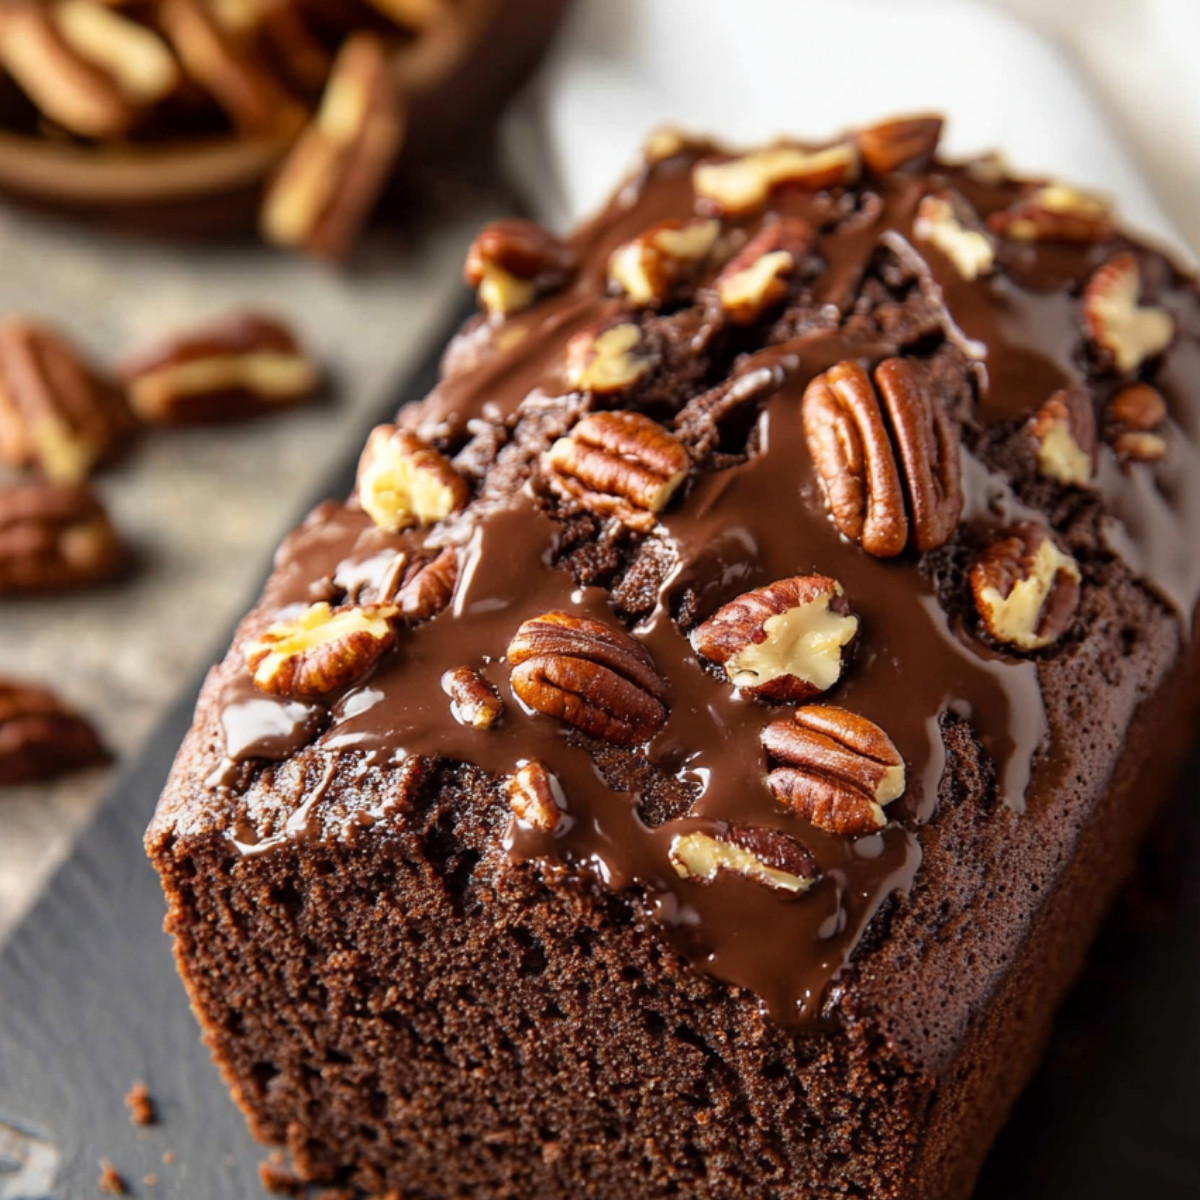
[668,823,818,896]
[857,114,942,174]
[712,216,812,324]
[442,665,503,729]
[1108,383,1168,463]
[356,425,469,533]
[970,523,1080,651]
[120,313,319,424]
[608,218,719,307]
[0,318,134,483]
[691,576,858,702]
[564,323,657,396]
[0,678,109,786]
[260,32,404,259]
[987,183,1115,243]
[507,760,565,832]
[694,142,860,216]
[394,546,458,621]
[543,410,688,532]
[1083,253,1175,374]
[913,193,995,280]
[0,480,126,594]
[465,219,577,317]
[762,706,906,836]
[246,601,399,697]
[507,611,668,745]
[802,358,962,556]
[1028,388,1095,487]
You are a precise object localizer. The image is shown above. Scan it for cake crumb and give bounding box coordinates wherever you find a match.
[258,1159,305,1196]
[98,1160,128,1194]
[161,1151,175,1164]
[125,1080,156,1126]
[144,1174,158,1186]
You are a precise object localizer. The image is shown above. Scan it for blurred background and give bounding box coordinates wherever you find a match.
[1,0,1198,945]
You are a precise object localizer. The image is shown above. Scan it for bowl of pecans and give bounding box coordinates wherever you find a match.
[0,0,566,256]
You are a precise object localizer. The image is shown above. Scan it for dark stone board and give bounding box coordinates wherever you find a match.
[1,313,1198,1197]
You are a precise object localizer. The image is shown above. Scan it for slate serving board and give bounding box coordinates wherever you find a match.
[1,315,1198,1199]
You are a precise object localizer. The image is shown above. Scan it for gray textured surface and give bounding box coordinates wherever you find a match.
[0,186,502,943]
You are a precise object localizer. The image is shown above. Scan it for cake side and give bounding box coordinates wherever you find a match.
[147,115,1200,1198]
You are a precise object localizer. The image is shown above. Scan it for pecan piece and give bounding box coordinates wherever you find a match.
[608,218,719,307]
[120,313,319,424]
[356,425,469,533]
[691,576,858,702]
[543,410,689,532]
[0,318,134,483]
[762,706,906,836]
[802,358,962,556]
[564,323,657,396]
[970,523,1080,651]
[694,142,860,216]
[712,217,812,324]
[0,678,109,786]
[0,480,126,594]
[507,760,565,832]
[668,823,818,896]
[1083,253,1174,374]
[857,114,942,174]
[246,601,399,697]
[1108,383,1168,463]
[442,665,503,729]
[1028,388,1096,487]
[465,219,576,317]
[913,193,995,280]
[987,183,1115,243]
[507,611,668,746]
[260,33,404,259]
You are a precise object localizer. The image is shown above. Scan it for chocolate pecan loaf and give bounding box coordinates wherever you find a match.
[146,116,1200,1198]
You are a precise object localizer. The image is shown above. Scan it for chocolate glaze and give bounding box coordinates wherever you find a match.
[216,136,1200,1024]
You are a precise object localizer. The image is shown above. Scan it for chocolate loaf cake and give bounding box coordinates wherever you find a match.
[146,115,1200,1198]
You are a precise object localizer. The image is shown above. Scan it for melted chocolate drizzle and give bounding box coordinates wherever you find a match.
[216,137,1200,1025]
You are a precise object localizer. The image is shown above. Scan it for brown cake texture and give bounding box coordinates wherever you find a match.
[145,115,1200,1198]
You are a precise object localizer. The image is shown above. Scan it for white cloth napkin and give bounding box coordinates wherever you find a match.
[505,0,1190,260]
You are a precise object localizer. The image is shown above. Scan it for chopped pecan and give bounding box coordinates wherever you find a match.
[1083,253,1174,373]
[857,114,942,174]
[120,313,319,424]
[970,523,1080,651]
[507,760,565,832]
[464,219,577,317]
[913,193,995,280]
[543,410,689,532]
[0,318,133,483]
[712,217,812,324]
[693,142,860,216]
[246,601,399,697]
[356,425,469,533]
[802,358,962,556]
[762,705,906,836]
[608,218,719,307]
[159,0,305,135]
[507,611,668,745]
[691,576,858,702]
[641,125,689,163]
[0,480,126,594]
[1108,383,1168,463]
[668,823,818,896]
[564,323,657,396]
[987,183,1114,243]
[394,546,458,621]
[260,32,404,259]
[1028,389,1095,487]
[0,678,109,786]
[442,665,503,729]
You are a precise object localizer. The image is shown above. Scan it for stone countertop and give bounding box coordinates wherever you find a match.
[0,182,504,942]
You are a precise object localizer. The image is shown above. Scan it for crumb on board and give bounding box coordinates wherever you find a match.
[144,1174,158,1186]
[162,1150,175,1164]
[98,1160,128,1194]
[125,1080,156,1126]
